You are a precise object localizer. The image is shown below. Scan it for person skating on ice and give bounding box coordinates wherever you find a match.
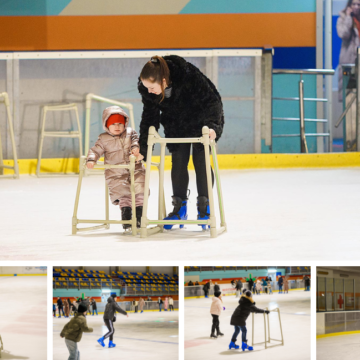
[86,106,145,231]
[210,291,225,339]
[229,290,269,351]
[60,303,93,359]
[169,296,174,311]
[97,294,128,348]
[158,297,163,312]
[139,297,145,313]
[138,55,224,230]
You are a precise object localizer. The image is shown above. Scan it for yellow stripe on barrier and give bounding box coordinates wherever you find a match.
[3,153,360,175]
[317,330,360,339]
[0,274,47,276]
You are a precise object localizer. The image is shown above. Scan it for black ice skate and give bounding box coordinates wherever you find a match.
[121,207,132,231]
[136,206,143,228]
[210,333,217,339]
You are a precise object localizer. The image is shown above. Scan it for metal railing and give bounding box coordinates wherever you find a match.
[53,278,124,290]
[123,285,178,296]
[185,266,310,273]
[92,300,179,312]
[272,69,335,153]
[184,280,306,297]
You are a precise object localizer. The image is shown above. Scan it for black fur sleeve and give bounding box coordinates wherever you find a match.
[250,304,266,314]
[138,94,161,160]
[183,64,224,140]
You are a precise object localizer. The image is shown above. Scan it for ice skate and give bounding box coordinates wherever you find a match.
[136,206,143,228]
[229,341,239,349]
[197,196,210,230]
[121,206,132,232]
[216,326,224,336]
[108,340,116,348]
[97,337,105,347]
[210,333,217,339]
[163,196,188,230]
[242,341,253,351]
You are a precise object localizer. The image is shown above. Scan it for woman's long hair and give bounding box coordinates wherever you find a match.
[344,0,354,12]
[140,56,170,102]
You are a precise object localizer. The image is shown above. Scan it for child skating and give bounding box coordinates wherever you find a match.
[210,291,225,339]
[60,304,93,359]
[97,294,128,348]
[86,106,145,231]
[229,290,269,351]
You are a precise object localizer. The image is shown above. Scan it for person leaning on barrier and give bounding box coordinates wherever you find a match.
[336,0,360,102]
[195,281,199,286]
[188,280,194,286]
[86,106,146,231]
[138,55,224,229]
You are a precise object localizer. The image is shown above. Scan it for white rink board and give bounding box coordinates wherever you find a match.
[1,168,360,260]
[0,276,47,359]
[317,333,360,360]
[185,290,310,360]
[0,266,47,275]
[53,310,179,360]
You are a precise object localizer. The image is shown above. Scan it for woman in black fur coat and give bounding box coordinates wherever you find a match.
[137,55,224,229]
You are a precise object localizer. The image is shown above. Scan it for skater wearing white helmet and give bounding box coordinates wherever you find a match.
[229,290,269,351]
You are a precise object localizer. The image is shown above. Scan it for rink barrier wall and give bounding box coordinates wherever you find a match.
[317,330,360,339]
[185,287,306,299]
[0,274,46,276]
[3,153,360,175]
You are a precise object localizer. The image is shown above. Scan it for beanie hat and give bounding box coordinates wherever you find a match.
[214,291,221,298]
[78,304,87,313]
[111,294,117,299]
[106,114,126,128]
[245,290,252,298]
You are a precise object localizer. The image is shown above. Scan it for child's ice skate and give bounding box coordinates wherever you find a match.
[229,341,239,349]
[197,196,210,231]
[210,333,217,339]
[136,206,143,228]
[163,196,188,230]
[241,341,253,351]
[108,340,116,348]
[121,207,132,232]
[97,337,105,347]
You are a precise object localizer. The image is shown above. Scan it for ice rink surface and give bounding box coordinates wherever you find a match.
[1,168,360,260]
[185,290,310,360]
[53,309,178,360]
[0,276,47,360]
[317,333,360,360]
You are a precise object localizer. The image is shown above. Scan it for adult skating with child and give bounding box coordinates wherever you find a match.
[97,294,128,348]
[138,55,224,230]
[210,291,225,339]
[229,290,269,351]
[86,106,145,231]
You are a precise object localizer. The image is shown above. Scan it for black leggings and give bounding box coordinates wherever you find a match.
[211,314,219,334]
[104,319,115,341]
[171,143,214,199]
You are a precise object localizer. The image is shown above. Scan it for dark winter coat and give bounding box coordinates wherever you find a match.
[60,313,93,342]
[138,55,224,160]
[57,298,63,309]
[214,284,220,292]
[203,282,210,291]
[230,295,266,326]
[278,277,284,286]
[91,300,97,310]
[248,279,254,291]
[304,277,310,287]
[103,297,127,320]
[235,281,243,291]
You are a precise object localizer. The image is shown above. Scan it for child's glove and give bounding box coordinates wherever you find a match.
[223,307,225,310]
[265,310,270,314]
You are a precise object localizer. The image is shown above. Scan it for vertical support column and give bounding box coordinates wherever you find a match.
[316,0,324,152]
[158,143,166,223]
[299,78,307,153]
[13,59,20,159]
[129,155,137,235]
[254,56,262,153]
[324,0,333,152]
[6,59,13,159]
[72,157,85,234]
[357,49,360,151]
